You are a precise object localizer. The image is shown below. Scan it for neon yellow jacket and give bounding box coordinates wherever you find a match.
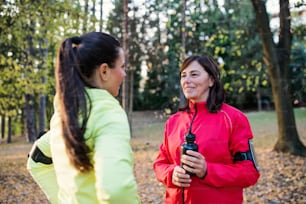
[27,88,140,204]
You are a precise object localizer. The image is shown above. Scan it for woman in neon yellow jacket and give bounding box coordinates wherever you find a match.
[27,32,140,204]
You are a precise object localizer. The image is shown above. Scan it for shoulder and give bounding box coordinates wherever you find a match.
[88,89,126,118]
[88,89,121,109]
[167,110,186,123]
[87,89,129,131]
[220,103,249,122]
[221,103,246,115]
[164,111,188,131]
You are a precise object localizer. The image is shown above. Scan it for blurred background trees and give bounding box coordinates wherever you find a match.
[0,0,305,154]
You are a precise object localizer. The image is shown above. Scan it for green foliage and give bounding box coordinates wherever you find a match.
[111,0,304,111]
[290,41,306,104]
[289,6,306,105]
[184,0,268,109]
[139,0,183,111]
[0,0,304,131]
[0,0,92,134]
[106,0,143,110]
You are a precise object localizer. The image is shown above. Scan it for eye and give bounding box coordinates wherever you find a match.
[121,64,126,70]
[180,73,186,78]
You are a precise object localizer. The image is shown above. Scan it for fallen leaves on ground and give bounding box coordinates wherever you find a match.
[243,149,306,204]
[0,139,305,204]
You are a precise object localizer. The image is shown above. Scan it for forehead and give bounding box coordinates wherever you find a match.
[117,48,124,58]
[182,61,204,72]
[116,48,125,62]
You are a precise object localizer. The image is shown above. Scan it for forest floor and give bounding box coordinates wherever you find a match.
[0,110,305,204]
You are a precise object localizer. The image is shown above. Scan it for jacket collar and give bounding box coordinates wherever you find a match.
[189,101,207,113]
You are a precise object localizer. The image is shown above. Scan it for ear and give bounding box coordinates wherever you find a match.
[99,63,110,81]
[209,76,215,88]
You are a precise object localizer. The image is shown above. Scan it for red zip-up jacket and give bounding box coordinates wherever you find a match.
[153,102,260,204]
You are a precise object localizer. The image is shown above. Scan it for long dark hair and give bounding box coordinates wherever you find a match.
[179,55,225,113]
[55,32,121,172]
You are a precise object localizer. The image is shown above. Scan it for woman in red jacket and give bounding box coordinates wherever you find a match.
[153,55,260,204]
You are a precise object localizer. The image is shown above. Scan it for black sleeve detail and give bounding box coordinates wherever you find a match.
[31,146,53,165]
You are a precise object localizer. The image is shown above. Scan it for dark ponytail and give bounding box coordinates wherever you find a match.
[55,32,121,172]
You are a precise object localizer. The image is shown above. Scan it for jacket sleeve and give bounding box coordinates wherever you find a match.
[153,122,177,188]
[27,131,59,204]
[92,108,140,204]
[201,113,260,188]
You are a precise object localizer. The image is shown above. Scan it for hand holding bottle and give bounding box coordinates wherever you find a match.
[181,150,207,179]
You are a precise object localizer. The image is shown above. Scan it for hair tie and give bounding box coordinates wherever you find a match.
[71,36,81,48]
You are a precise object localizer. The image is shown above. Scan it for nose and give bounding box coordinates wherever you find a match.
[182,75,191,84]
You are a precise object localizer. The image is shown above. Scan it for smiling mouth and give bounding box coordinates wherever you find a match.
[184,87,194,91]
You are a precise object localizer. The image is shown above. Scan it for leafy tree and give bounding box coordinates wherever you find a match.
[138,0,269,112]
[289,9,306,106]
[290,42,306,105]
[107,0,143,112]
[141,0,176,110]
[183,0,268,109]
[128,4,145,111]
[0,0,89,142]
[251,0,306,156]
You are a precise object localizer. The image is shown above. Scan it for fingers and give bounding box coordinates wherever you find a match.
[181,163,199,175]
[172,166,191,187]
[181,151,207,178]
[184,150,202,158]
[181,152,203,169]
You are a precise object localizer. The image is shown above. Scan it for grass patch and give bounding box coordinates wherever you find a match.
[130,108,306,150]
[247,107,306,149]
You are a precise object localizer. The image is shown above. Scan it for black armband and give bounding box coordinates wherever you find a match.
[234,140,260,171]
[31,146,53,165]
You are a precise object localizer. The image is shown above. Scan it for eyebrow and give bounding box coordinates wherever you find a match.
[182,69,201,73]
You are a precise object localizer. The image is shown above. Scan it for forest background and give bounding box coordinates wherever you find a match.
[1,0,306,203]
[1,1,306,155]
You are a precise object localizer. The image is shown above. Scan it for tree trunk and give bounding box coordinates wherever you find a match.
[7,116,11,143]
[129,4,137,116]
[25,17,37,143]
[99,0,103,32]
[179,0,187,107]
[21,109,26,137]
[25,94,37,142]
[256,88,262,111]
[122,0,134,135]
[1,116,5,139]
[122,0,129,113]
[39,93,46,133]
[251,0,306,156]
[83,0,89,32]
[38,36,48,133]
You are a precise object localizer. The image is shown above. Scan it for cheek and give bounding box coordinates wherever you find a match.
[122,69,127,77]
[115,70,125,85]
[119,70,125,81]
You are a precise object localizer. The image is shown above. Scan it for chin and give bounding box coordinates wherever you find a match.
[185,95,195,100]
[113,90,120,97]
[186,97,198,102]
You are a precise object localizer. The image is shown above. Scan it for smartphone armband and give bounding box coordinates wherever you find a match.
[30,145,53,165]
[234,140,260,171]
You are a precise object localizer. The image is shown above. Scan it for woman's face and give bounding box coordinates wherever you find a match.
[107,48,126,97]
[180,61,214,103]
